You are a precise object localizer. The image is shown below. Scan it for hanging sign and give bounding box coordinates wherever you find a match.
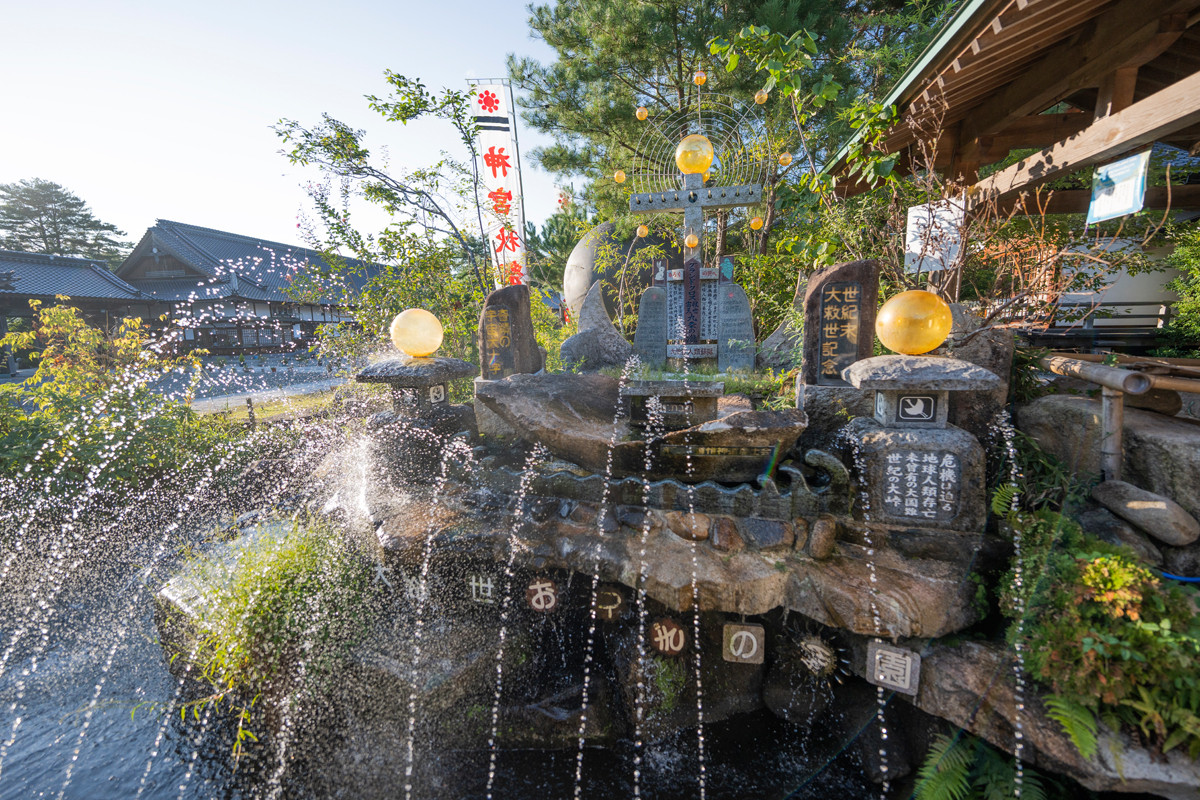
[722,623,765,664]
[470,82,527,286]
[650,617,688,657]
[1086,150,1151,225]
[904,199,965,274]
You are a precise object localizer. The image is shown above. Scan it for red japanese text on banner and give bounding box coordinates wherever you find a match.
[471,83,527,285]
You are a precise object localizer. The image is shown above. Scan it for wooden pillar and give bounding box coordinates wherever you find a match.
[0,311,13,376]
[1101,386,1124,482]
[1094,67,1138,120]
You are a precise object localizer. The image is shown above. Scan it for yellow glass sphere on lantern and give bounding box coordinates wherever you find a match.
[685,233,700,249]
[613,170,626,183]
[693,70,707,86]
[675,134,714,175]
[390,308,444,358]
[636,224,649,238]
[754,88,769,105]
[875,290,954,355]
[636,106,649,121]
[778,152,793,167]
[749,216,764,231]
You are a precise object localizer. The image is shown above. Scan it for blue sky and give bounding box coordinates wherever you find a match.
[0,0,564,251]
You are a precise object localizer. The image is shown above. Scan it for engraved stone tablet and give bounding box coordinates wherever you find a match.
[633,287,668,369]
[867,640,921,695]
[477,284,541,379]
[800,260,880,386]
[717,284,755,372]
[881,449,961,523]
[722,623,765,664]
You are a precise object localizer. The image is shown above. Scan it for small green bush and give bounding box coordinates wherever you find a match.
[1154,223,1200,357]
[189,520,378,696]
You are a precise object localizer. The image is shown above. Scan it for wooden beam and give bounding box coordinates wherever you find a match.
[966,1,1196,139]
[969,112,1093,163]
[970,69,1200,205]
[990,184,1200,215]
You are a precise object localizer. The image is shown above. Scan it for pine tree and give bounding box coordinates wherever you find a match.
[0,179,130,269]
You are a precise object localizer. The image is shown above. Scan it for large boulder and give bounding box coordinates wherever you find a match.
[562,222,670,318]
[1076,507,1163,565]
[474,372,809,484]
[1016,395,1200,522]
[558,281,634,372]
[1091,480,1200,547]
[861,640,1200,799]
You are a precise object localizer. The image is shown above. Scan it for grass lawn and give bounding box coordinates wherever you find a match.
[202,389,339,422]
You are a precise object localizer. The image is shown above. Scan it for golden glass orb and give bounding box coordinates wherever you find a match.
[875,290,954,355]
[675,134,714,175]
[693,70,707,86]
[778,152,793,167]
[390,308,443,358]
[636,224,649,238]
[685,233,700,249]
[754,88,769,105]
[749,216,764,231]
[636,106,649,121]
[613,170,626,184]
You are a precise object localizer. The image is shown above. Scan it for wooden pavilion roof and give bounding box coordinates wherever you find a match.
[834,0,1200,211]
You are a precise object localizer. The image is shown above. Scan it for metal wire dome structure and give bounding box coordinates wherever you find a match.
[630,93,775,196]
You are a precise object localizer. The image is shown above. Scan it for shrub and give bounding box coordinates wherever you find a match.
[187,519,378,695]
[998,504,1200,759]
[0,299,243,495]
[1154,222,1200,357]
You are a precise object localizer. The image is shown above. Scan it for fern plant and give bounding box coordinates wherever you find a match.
[1044,695,1098,759]
[915,733,1049,800]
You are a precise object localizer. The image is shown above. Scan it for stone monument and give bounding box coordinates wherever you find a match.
[628,127,763,371]
[796,259,881,449]
[843,355,1002,532]
[475,284,541,437]
[477,284,541,379]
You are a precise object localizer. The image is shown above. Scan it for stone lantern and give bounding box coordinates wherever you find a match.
[843,355,1001,532]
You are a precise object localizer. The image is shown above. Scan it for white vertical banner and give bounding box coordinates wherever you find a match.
[470,82,527,285]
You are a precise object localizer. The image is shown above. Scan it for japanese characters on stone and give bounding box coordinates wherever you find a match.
[882,450,960,522]
[818,281,861,383]
[867,641,921,696]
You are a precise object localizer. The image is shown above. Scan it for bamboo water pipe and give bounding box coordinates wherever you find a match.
[1038,356,1154,482]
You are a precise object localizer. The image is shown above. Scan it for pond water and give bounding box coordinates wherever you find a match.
[0,523,874,799]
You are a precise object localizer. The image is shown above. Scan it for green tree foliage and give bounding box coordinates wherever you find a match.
[509,0,949,218]
[525,206,592,291]
[276,72,573,382]
[1156,222,1200,357]
[0,299,240,494]
[0,178,130,269]
[275,73,493,295]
